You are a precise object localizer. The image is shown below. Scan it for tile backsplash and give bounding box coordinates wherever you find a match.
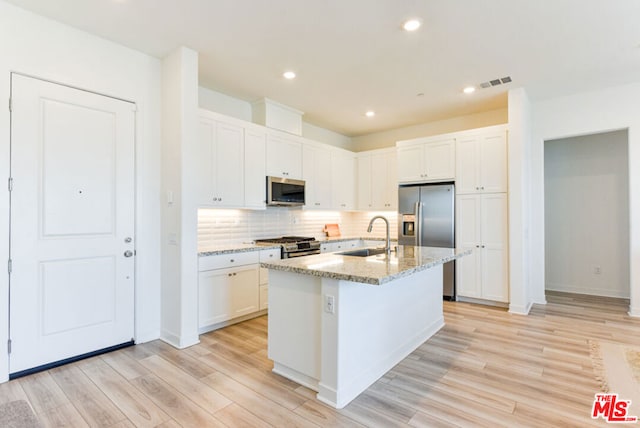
[197,208,398,249]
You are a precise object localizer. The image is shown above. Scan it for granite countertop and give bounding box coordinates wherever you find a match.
[198,243,280,257]
[260,245,471,285]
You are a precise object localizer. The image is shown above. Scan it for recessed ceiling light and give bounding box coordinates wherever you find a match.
[365,111,375,118]
[463,86,476,94]
[283,71,296,80]
[403,19,422,32]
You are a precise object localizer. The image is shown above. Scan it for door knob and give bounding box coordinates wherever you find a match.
[124,237,132,243]
[124,250,134,257]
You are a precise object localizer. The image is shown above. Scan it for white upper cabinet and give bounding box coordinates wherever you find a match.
[197,115,244,208]
[303,143,332,209]
[397,138,455,183]
[266,134,303,179]
[456,127,507,194]
[244,127,267,209]
[331,149,356,210]
[357,149,397,210]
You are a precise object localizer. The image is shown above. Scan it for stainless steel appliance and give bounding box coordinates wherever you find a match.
[398,183,456,300]
[255,236,320,258]
[266,176,305,206]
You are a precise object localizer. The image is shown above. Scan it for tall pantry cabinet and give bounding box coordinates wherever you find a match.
[455,126,509,303]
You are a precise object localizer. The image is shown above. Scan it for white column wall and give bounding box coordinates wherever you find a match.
[531,83,640,315]
[0,0,162,382]
[507,88,534,314]
[160,47,200,347]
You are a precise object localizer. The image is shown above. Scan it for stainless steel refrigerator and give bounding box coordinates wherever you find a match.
[398,183,455,300]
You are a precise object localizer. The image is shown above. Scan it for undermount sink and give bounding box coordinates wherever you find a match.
[337,248,388,257]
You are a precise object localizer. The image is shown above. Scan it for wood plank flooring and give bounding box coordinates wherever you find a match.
[3,291,639,427]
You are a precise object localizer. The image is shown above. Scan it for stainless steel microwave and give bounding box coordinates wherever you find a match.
[266,176,305,206]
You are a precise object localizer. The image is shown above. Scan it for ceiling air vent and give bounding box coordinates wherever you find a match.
[479,76,512,89]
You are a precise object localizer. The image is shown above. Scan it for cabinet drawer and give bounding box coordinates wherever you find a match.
[259,248,281,262]
[199,251,259,271]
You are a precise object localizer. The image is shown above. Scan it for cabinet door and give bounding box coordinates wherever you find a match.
[331,151,356,210]
[215,122,245,207]
[371,153,388,210]
[455,136,480,194]
[386,151,398,210]
[303,145,332,209]
[244,129,266,208]
[480,132,508,193]
[231,267,260,317]
[455,194,482,298]
[397,145,424,183]
[480,193,509,302]
[424,139,455,181]
[196,118,216,206]
[198,269,233,327]
[357,156,372,210]
[266,135,302,179]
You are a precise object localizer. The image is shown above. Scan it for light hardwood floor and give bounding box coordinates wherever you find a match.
[2,291,638,427]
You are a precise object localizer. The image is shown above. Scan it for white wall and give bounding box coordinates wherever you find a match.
[161,48,200,348]
[198,86,353,149]
[351,108,508,151]
[544,131,629,298]
[302,122,353,150]
[531,83,640,315]
[198,86,252,122]
[507,89,533,314]
[0,0,162,381]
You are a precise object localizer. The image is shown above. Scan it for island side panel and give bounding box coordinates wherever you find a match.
[318,265,444,409]
[267,269,322,389]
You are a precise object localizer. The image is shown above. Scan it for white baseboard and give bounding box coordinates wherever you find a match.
[545,283,629,299]
[272,363,319,392]
[160,331,200,349]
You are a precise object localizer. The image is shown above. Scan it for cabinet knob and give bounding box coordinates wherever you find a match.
[315,202,320,206]
[476,245,480,248]
[481,187,485,190]
[230,259,235,262]
[481,245,485,248]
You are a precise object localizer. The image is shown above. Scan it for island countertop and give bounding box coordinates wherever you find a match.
[261,245,471,285]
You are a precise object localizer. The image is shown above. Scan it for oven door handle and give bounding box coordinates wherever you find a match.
[286,250,321,258]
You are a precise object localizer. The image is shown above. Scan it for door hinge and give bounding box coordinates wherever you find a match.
[8,177,13,192]
[7,339,11,354]
[8,98,11,112]
[7,259,11,274]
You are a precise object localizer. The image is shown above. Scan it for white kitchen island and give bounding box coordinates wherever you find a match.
[261,245,469,409]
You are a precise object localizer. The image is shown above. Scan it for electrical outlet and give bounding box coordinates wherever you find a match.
[325,295,335,314]
[594,266,602,275]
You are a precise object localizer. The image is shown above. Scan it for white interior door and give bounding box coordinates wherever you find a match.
[9,74,136,375]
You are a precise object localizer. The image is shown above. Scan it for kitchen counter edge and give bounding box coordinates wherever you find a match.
[261,246,472,286]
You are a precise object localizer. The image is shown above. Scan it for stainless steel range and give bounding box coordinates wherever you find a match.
[255,236,321,258]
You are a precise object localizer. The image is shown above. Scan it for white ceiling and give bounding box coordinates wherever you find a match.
[7,0,640,137]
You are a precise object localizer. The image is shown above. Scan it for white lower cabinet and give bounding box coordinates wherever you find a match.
[198,248,279,332]
[456,193,509,303]
[198,265,259,328]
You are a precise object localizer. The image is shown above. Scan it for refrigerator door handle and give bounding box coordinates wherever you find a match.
[415,202,423,246]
